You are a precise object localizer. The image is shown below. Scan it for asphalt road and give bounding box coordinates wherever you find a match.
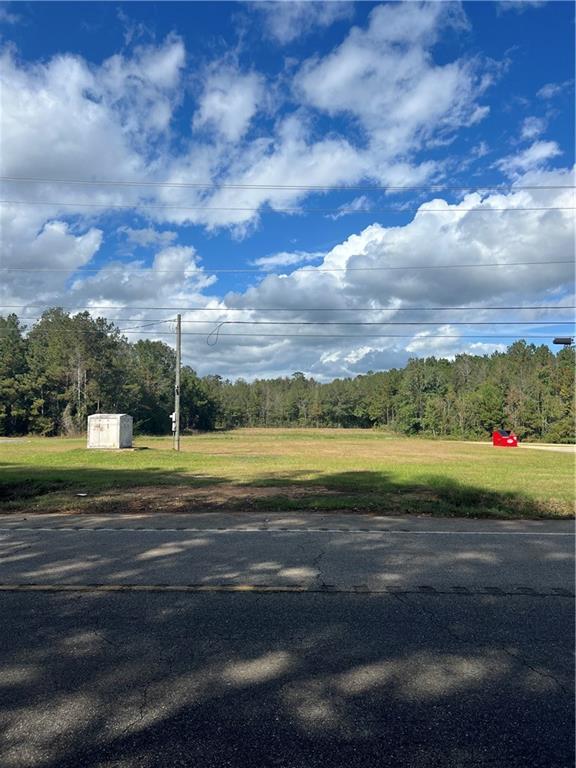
[0,513,574,767]
[0,512,573,592]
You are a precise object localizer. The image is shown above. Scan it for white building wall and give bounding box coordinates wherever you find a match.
[118,415,133,448]
[87,414,133,449]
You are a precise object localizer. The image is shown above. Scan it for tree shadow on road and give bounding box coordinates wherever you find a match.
[0,588,573,768]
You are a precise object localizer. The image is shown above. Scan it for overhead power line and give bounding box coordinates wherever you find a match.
[122,320,573,327]
[12,316,176,323]
[12,317,574,328]
[0,259,573,275]
[2,175,574,192]
[115,319,174,332]
[2,303,575,313]
[1,199,573,215]
[0,329,563,340]
[3,317,177,331]
[120,332,572,339]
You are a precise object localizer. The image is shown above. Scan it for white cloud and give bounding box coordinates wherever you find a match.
[0,8,572,379]
[537,82,561,99]
[97,35,186,133]
[472,141,490,158]
[193,66,264,142]
[497,0,546,13]
[1,50,136,181]
[537,80,573,99]
[329,195,373,220]
[152,245,203,278]
[66,245,215,311]
[497,140,561,175]
[251,250,325,270]
[295,3,489,160]
[520,116,546,141]
[2,215,102,271]
[3,169,573,379]
[162,114,372,231]
[0,35,185,184]
[139,1,493,232]
[253,1,354,45]
[0,203,104,311]
[406,326,507,357]
[205,169,574,377]
[116,8,153,47]
[119,226,177,247]
[132,37,186,90]
[343,345,374,365]
[0,4,496,234]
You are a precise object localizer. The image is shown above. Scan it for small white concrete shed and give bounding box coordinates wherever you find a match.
[87,414,133,449]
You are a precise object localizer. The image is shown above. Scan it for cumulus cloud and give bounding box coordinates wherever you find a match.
[0,4,496,233]
[406,327,507,358]
[253,1,354,44]
[193,66,264,141]
[241,174,574,312]
[0,203,104,312]
[295,2,488,159]
[1,6,572,380]
[144,3,494,231]
[2,169,573,379]
[0,35,185,195]
[0,39,359,233]
[172,170,572,378]
[65,245,216,320]
[161,114,372,232]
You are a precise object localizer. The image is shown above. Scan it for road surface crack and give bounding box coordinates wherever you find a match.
[496,646,572,696]
[119,681,150,738]
[93,628,117,649]
[312,548,326,588]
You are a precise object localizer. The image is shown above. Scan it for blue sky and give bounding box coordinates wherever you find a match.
[0,1,574,379]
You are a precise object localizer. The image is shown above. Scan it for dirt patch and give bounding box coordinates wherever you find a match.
[2,481,571,520]
[52,484,342,515]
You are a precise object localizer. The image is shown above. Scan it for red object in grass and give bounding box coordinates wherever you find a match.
[492,429,518,447]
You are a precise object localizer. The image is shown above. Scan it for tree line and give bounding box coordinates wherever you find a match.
[1,309,574,442]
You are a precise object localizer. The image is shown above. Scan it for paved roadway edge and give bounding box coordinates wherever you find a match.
[0,584,573,596]
[0,527,572,535]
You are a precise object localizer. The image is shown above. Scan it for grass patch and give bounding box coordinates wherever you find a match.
[0,428,573,519]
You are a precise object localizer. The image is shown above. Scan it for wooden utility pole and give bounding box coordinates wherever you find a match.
[174,314,181,451]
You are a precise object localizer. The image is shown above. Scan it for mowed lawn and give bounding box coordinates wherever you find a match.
[0,429,573,518]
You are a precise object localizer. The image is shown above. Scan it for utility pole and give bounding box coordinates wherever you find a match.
[174,314,181,451]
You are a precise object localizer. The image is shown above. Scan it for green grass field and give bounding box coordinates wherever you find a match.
[0,429,573,519]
